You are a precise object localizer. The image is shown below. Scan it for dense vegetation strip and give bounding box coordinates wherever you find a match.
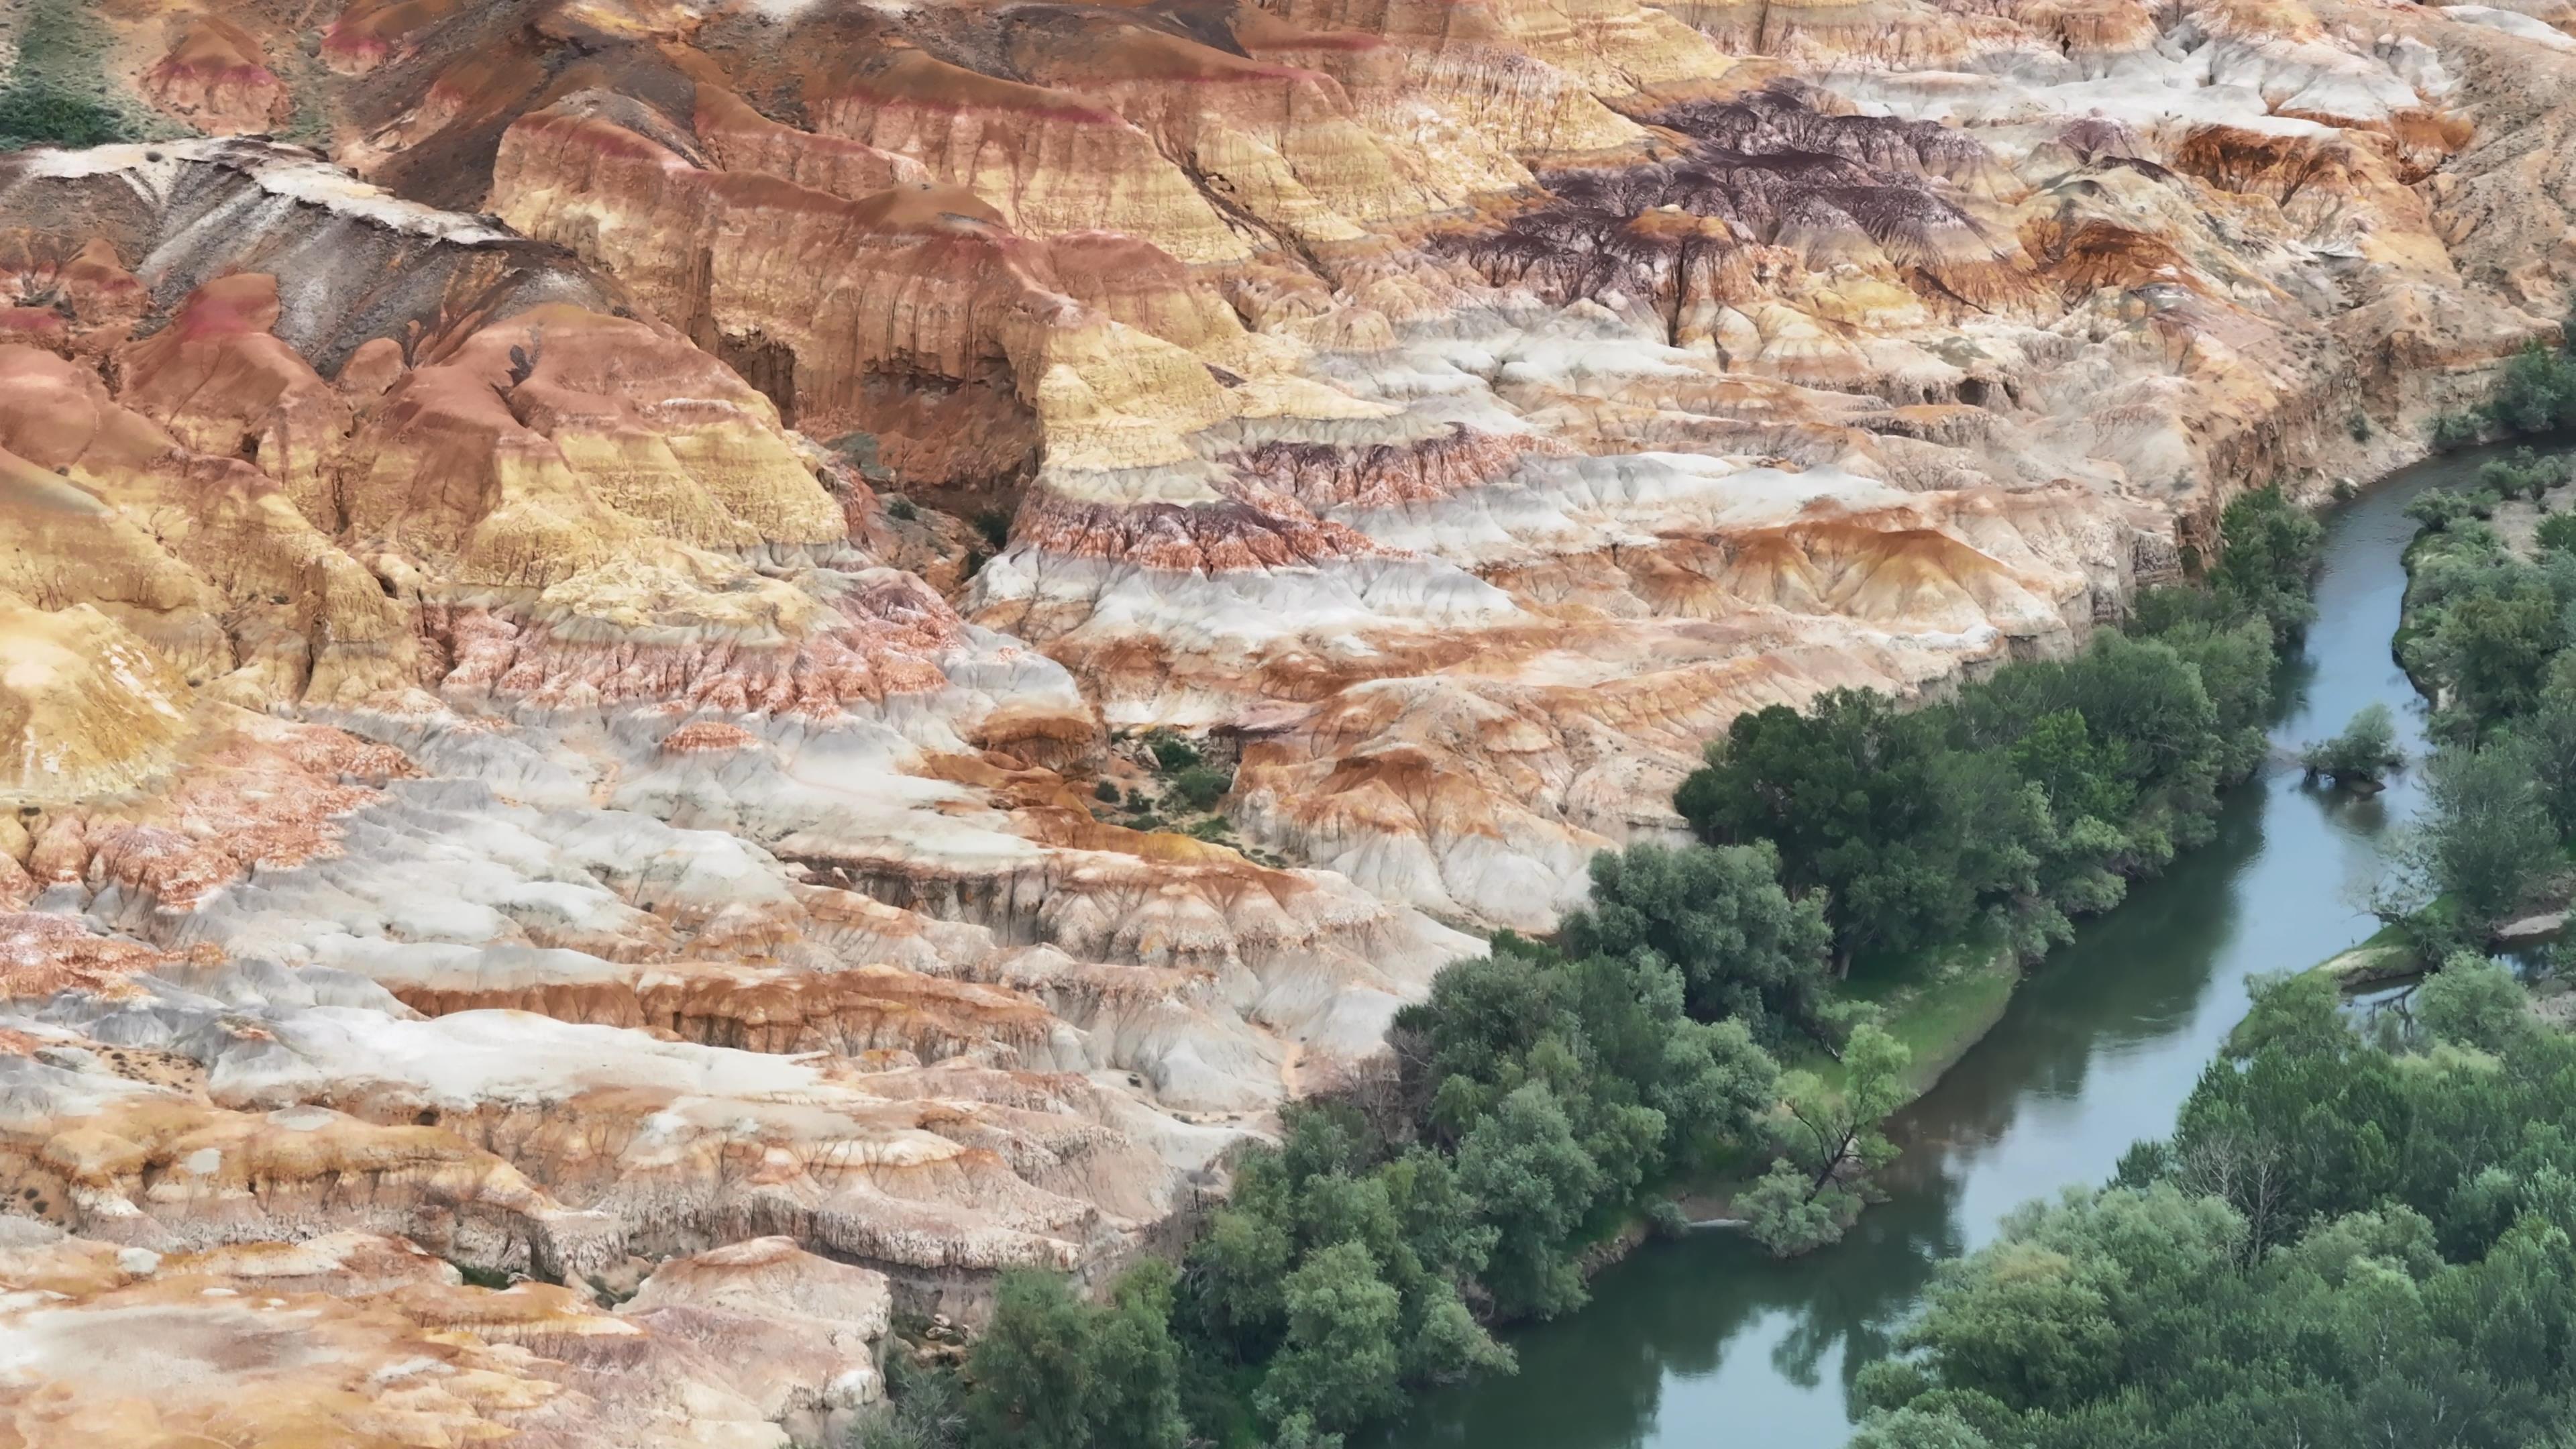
[2355,449,2576,960]
[849,490,2322,1448]
[1845,962,2576,1449]
[1843,372,2576,1449]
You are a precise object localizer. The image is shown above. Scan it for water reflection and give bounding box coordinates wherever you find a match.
[1375,453,2503,1449]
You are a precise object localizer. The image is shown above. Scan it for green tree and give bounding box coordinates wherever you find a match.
[1558,841,1834,1040]
[1257,1242,1405,1434]
[1904,1185,2244,1414]
[2208,486,2323,644]
[2417,953,2534,1053]
[2486,341,2576,435]
[965,1271,1094,1449]
[1678,690,1980,962]
[2408,487,2492,533]
[1741,1156,1849,1256]
[964,1267,1185,1449]
[2430,587,2563,724]
[1088,1260,1189,1449]
[1884,948,2576,1449]
[1186,1181,1295,1358]
[1776,1023,1911,1186]
[2300,702,2404,787]
[2411,742,2558,929]
[2140,614,2277,780]
[1847,1407,1995,1449]
[2006,708,2132,826]
[1455,1083,1603,1318]
[2519,657,2576,839]
[1748,1024,1912,1254]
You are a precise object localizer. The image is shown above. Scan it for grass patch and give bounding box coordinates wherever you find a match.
[1794,926,2019,1100]
[0,0,152,149]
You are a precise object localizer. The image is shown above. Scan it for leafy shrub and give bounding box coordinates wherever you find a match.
[2208,486,2322,644]
[2484,339,2576,435]
[1168,765,1230,812]
[2298,702,2402,787]
[0,84,130,148]
[2477,447,2569,500]
[884,494,918,521]
[1093,779,1119,804]
[1146,733,1201,771]
[2538,511,2576,554]
[2428,411,2485,452]
[2405,488,2495,533]
[1741,1157,1851,1257]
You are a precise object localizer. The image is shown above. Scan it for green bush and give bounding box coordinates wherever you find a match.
[1147,733,1201,772]
[854,1356,965,1449]
[2484,339,2576,435]
[1168,765,1230,812]
[0,85,129,148]
[1093,779,1119,804]
[2405,487,2494,533]
[2477,447,2569,501]
[2538,511,2576,554]
[2428,411,2485,452]
[2298,702,2403,788]
[884,494,918,522]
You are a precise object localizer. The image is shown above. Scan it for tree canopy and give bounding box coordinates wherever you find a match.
[1857,968,2576,1449]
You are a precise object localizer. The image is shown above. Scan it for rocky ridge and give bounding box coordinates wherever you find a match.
[4,0,2576,1439]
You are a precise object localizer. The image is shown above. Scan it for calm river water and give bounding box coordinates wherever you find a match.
[1375,453,2478,1448]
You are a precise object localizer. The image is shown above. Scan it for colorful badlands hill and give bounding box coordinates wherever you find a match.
[1,0,2572,1439]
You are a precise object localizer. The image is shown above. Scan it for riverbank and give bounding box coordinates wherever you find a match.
[1370,449,2459,1449]
[1575,940,2023,1271]
[2304,450,2576,989]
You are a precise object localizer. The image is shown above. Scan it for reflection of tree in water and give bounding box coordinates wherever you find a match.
[1876,786,2260,1183]
[1381,797,2266,1449]
[1761,1192,1962,1396]
[1378,1178,1974,1447]
[1381,474,2463,1449]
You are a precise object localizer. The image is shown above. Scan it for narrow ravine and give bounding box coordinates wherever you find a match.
[1375,454,2481,1448]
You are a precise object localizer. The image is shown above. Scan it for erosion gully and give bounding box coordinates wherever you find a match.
[1375,451,2487,1448]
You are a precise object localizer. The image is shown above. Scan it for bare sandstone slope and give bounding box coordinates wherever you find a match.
[2,0,2575,1437]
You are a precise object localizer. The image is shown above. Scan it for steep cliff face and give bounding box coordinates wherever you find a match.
[5,0,2576,1435]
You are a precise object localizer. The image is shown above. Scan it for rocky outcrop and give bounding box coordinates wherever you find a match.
[6,0,2576,1433]
[0,1220,894,1448]
[139,15,290,136]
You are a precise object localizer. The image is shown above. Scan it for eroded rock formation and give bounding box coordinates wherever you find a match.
[5,0,2576,1436]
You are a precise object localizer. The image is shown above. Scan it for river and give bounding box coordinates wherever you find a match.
[1375,453,2476,1449]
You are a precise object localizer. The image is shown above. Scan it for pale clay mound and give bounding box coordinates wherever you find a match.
[3,0,2576,1437]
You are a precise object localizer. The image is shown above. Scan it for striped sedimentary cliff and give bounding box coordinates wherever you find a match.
[4,0,2576,1436]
